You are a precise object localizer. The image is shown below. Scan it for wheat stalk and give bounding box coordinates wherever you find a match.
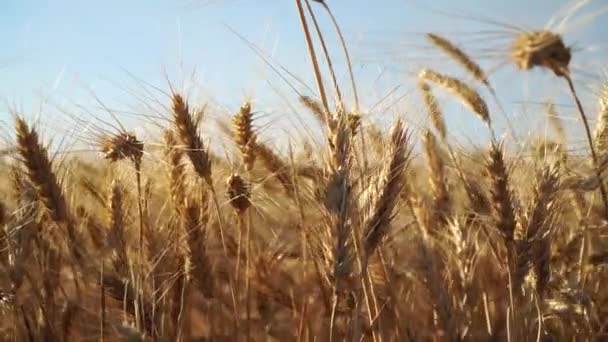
[295,0,329,113]
[510,30,608,218]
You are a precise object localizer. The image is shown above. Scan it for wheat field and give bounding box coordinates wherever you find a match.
[1,1,608,341]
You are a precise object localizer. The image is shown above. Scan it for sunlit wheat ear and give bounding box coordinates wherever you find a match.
[423,130,449,223]
[171,93,212,185]
[419,69,491,130]
[426,33,490,87]
[594,83,608,155]
[15,117,69,223]
[362,119,410,256]
[99,132,144,166]
[226,174,251,214]
[510,31,571,77]
[419,80,446,140]
[232,101,257,172]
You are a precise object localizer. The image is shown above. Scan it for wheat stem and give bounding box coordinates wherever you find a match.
[295,0,329,114]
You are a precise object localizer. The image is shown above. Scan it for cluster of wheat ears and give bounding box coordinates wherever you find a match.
[1,1,608,341]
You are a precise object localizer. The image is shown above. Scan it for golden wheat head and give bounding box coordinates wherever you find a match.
[510,30,571,77]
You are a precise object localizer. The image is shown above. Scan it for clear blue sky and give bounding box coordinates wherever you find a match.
[1,0,607,151]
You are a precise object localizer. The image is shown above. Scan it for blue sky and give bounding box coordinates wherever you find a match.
[1,0,607,151]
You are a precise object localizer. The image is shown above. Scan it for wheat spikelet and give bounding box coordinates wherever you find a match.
[419,80,446,140]
[363,119,410,256]
[226,173,251,213]
[423,129,450,224]
[426,33,490,86]
[419,69,490,126]
[232,101,257,171]
[171,94,212,185]
[510,30,571,76]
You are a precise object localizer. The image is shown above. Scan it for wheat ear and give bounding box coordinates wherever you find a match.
[15,117,84,266]
[419,69,494,139]
[232,101,257,172]
[363,119,410,256]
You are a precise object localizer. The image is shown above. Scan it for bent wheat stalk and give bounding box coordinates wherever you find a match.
[510,29,608,218]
